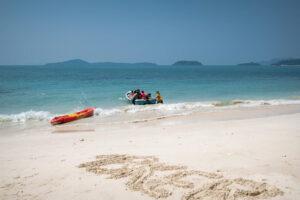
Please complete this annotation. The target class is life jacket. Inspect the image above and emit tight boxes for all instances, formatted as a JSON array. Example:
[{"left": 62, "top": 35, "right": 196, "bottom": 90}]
[{"left": 141, "top": 93, "right": 146, "bottom": 99}]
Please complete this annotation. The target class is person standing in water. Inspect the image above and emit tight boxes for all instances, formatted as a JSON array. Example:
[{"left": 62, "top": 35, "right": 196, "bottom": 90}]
[
  {"left": 156, "top": 91, "right": 163, "bottom": 104},
  {"left": 132, "top": 89, "right": 141, "bottom": 105}
]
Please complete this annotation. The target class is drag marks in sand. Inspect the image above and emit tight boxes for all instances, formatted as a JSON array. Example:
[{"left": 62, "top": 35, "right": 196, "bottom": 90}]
[{"left": 79, "top": 154, "right": 283, "bottom": 200}]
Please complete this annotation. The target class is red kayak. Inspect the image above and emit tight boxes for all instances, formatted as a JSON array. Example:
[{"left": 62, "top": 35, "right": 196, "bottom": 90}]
[{"left": 50, "top": 107, "right": 95, "bottom": 125}]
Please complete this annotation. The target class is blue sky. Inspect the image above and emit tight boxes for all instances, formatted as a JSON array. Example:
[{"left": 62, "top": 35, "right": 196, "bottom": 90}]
[{"left": 0, "top": 0, "right": 300, "bottom": 65}]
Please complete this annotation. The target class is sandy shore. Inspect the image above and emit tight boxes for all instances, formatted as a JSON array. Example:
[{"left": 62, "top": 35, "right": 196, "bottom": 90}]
[{"left": 0, "top": 104, "right": 300, "bottom": 199}]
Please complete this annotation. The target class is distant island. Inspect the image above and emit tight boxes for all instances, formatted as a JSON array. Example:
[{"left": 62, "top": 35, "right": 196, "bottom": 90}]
[
  {"left": 258, "top": 58, "right": 300, "bottom": 66},
  {"left": 45, "top": 59, "right": 90, "bottom": 66},
  {"left": 14, "top": 58, "right": 300, "bottom": 67},
  {"left": 45, "top": 59, "right": 158, "bottom": 67},
  {"left": 238, "top": 62, "right": 261, "bottom": 66},
  {"left": 271, "top": 58, "right": 300, "bottom": 66},
  {"left": 172, "top": 60, "right": 202, "bottom": 66}
]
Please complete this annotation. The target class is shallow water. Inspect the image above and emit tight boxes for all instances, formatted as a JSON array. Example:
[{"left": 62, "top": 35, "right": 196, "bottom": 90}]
[{"left": 1, "top": 64, "right": 300, "bottom": 124}]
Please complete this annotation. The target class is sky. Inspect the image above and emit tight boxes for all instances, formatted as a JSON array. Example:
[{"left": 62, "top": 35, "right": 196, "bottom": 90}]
[{"left": 0, "top": 0, "right": 300, "bottom": 65}]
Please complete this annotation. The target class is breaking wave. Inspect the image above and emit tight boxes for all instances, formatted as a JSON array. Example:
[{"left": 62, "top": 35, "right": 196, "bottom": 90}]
[
  {"left": 1, "top": 99, "right": 300, "bottom": 124},
  {"left": 0, "top": 111, "right": 52, "bottom": 123},
  {"left": 94, "top": 99, "right": 300, "bottom": 116}
]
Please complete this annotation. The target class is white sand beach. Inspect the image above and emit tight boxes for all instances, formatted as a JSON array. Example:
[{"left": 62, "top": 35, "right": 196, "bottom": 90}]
[{"left": 1, "top": 104, "right": 300, "bottom": 200}]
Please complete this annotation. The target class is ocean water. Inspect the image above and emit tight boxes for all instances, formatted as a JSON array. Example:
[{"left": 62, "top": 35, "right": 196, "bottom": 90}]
[{"left": 1, "top": 64, "right": 300, "bottom": 123}]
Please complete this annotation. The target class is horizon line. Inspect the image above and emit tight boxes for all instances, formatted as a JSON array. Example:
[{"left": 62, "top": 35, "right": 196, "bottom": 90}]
[{"left": 0, "top": 57, "right": 299, "bottom": 66}]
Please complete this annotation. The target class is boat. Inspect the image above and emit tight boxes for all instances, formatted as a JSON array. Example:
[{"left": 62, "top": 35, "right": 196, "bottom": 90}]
[
  {"left": 50, "top": 107, "right": 95, "bottom": 125},
  {"left": 125, "top": 91, "right": 157, "bottom": 105}
]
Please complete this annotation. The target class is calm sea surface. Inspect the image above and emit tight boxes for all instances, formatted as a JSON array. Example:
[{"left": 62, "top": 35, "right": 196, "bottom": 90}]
[{"left": 1, "top": 64, "right": 300, "bottom": 118}]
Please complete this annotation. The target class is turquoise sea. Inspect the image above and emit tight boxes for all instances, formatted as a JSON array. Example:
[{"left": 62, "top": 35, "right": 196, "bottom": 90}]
[{"left": 1, "top": 64, "right": 300, "bottom": 123}]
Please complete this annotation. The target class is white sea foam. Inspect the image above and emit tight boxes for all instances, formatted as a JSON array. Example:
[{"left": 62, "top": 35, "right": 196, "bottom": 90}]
[
  {"left": 94, "top": 107, "right": 122, "bottom": 116},
  {"left": 0, "top": 111, "right": 52, "bottom": 123},
  {"left": 93, "top": 99, "right": 300, "bottom": 117},
  {"left": 1, "top": 99, "right": 300, "bottom": 124}
]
